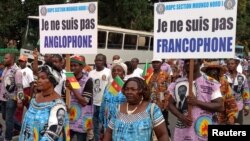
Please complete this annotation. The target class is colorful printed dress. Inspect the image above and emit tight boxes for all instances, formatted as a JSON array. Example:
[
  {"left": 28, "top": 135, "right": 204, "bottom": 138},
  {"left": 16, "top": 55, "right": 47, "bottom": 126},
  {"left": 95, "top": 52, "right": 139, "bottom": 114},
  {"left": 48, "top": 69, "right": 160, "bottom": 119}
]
[
  {"left": 19, "top": 98, "right": 70, "bottom": 141},
  {"left": 168, "top": 75, "right": 222, "bottom": 141},
  {"left": 108, "top": 103, "right": 164, "bottom": 141},
  {"left": 217, "top": 76, "right": 238, "bottom": 124},
  {"left": 225, "top": 72, "right": 250, "bottom": 111},
  {"left": 69, "top": 72, "right": 94, "bottom": 133},
  {"left": 99, "top": 89, "right": 126, "bottom": 130}
]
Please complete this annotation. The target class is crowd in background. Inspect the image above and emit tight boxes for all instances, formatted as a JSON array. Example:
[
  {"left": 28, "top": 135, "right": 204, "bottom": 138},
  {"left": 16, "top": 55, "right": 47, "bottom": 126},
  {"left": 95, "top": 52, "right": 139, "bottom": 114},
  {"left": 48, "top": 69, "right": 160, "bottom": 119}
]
[{"left": 0, "top": 50, "right": 249, "bottom": 141}]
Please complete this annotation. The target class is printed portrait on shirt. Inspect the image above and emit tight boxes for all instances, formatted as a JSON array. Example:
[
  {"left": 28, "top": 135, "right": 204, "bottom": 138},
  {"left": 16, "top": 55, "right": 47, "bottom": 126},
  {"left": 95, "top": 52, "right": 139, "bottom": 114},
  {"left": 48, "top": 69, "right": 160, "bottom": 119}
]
[
  {"left": 4, "top": 74, "right": 16, "bottom": 93},
  {"left": 237, "top": 75, "right": 244, "bottom": 87},
  {"left": 46, "top": 106, "right": 66, "bottom": 140},
  {"left": 94, "top": 79, "right": 101, "bottom": 93},
  {"left": 175, "top": 81, "right": 189, "bottom": 114}
]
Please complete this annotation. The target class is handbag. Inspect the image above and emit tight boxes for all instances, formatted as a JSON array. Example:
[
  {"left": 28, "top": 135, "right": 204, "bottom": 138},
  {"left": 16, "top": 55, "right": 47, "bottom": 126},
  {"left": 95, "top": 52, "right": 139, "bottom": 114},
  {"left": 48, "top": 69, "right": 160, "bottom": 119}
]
[{"left": 150, "top": 103, "right": 158, "bottom": 141}]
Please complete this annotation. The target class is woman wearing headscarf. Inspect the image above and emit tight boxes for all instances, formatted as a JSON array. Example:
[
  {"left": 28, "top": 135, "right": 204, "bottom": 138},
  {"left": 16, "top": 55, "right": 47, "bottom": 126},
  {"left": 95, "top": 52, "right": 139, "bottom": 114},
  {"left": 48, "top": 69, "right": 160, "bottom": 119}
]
[
  {"left": 19, "top": 65, "right": 70, "bottom": 141},
  {"left": 99, "top": 59, "right": 127, "bottom": 131},
  {"left": 103, "top": 77, "right": 170, "bottom": 141}
]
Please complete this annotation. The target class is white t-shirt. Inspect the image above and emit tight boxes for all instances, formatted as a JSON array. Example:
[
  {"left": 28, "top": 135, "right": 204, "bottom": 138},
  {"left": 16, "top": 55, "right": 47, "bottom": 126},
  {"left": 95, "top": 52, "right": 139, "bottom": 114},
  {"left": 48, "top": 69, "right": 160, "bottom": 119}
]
[
  {"left": 89, "top": 68, "right": 111, "bottom": 106},
  {"left": 132, "top": 68, "right": 143, "bottom": 77},
  {"left": 124, "top": 73, "right": 136, "bottom": 81},
  {"left": 54, "top": 70, "right": 66, "bottom": 96},
  {"left": 21, "top": 67, "right": 34, "bottom": 88}
]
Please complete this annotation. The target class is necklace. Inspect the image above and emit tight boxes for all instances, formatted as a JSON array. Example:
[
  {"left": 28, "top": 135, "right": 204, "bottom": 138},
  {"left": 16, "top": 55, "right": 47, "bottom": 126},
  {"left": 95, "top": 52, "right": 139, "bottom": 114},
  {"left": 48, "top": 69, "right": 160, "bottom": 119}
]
[{"left": 127, "top": 99, "right": 143, "bottom": 115}]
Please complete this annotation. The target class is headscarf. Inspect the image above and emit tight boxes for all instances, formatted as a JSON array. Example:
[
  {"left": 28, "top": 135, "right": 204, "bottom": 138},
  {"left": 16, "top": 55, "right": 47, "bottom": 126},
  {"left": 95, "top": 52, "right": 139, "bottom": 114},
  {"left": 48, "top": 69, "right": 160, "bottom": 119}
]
[
  {"left": 38, "top": 65, "right": 60, "bottom": 87},
  {"left": 112, "top": 58, "right": 127, "bottom": 75},
  {"left": 70, "top": 55, "right": 86, "bottom": 65}
]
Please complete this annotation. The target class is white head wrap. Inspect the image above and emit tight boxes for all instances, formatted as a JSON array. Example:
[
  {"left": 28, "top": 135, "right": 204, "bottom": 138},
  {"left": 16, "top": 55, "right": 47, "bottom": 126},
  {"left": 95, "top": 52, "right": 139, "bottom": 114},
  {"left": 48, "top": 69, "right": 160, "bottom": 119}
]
[
  {"left": 112, "top": 58, "right": 127, "bottom": 75},
  {"left": 39, "top": 65, "right": 60, "bottom": 86}
]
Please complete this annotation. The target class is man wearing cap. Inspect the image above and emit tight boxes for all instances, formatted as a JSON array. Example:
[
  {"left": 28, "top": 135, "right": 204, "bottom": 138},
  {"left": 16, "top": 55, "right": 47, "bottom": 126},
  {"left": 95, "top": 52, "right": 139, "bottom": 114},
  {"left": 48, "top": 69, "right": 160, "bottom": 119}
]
[
  {"left": 18, "top": 55, "right": 34, "bottom": 101},
  {"left": 225, "top": 58, "right": 250, "bottom": 124},
  {"left": 148, "top": 58, "right": 171, "bottom": 136},
  {"left": 201, "top": 60, "right": 238, "bottom": 124},
  {"left": 66, "top": 55, "right": 94, "bottom": 141},
  {"left": 0, "top": 53, "right": 23, "bottom": 141}
]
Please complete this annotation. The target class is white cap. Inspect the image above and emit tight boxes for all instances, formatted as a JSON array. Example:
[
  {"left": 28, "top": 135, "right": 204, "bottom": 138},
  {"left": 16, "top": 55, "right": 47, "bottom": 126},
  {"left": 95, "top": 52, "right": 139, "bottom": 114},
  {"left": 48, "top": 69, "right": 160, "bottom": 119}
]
[{"left": 151, "top": 58, "right": 162, "bottom": 62}]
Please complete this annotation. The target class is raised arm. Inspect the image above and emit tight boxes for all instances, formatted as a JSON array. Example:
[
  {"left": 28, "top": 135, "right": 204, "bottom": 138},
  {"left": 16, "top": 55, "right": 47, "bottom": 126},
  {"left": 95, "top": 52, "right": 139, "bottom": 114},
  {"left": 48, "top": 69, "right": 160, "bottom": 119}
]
[{"left": 32, "top": 48, "right": 39, "bottom": 76}]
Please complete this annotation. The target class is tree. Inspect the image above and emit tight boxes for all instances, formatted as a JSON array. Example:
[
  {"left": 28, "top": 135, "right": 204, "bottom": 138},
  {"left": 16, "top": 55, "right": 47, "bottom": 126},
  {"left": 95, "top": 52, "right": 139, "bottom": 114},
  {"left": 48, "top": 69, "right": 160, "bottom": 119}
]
[
  {"left": 236, "top": 0, "right": 250, "bottom": 53},
  {"left": 0, "top": 0, "right": 249, "bottom": 51},
  {"left": 98, "top": 0, "right": 153, "bottom": 31},
  {"left": 0, "top": 0, "right": 65, "bottom": 48}
]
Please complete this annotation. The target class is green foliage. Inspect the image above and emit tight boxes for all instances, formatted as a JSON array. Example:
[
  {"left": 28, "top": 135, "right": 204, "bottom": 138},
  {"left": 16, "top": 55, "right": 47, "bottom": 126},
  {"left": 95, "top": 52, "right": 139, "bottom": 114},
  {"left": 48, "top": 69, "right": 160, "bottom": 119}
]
[
  {"left": 0, "top": 0, "right": 249, "bottom": 52},
  {"left": 0, "top": 0, "right": 65, "bottom": 47},
  {"left": 98, "top": 0, "right": 153, "bottom": 31},
  {"left": 236, "top": 0, "right": 250, "bottom": 53}
]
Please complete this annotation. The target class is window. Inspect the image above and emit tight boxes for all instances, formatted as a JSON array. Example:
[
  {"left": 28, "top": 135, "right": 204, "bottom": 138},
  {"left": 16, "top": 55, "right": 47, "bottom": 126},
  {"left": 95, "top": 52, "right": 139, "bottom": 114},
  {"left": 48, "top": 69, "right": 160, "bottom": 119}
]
[
  {"left": 150, "top": 37, "right": 154, "bottom": 51},
  {"left": 107, "top": 32, "right": 123, "bottom": 49},
  {"left": 22, "top": 19, "right": 39, "bottom": 50},
  {"left": 124, "top": 34, "right": 137, "bottom": 50},
  {"left": 98, "top": 31, "right": 106, "bottom": 48},
  {"left": 235, "top": 48, "right": 243, "bottom": 53},
  {"left": 138, "top": 36, "right": 150, "bottom": 50}
]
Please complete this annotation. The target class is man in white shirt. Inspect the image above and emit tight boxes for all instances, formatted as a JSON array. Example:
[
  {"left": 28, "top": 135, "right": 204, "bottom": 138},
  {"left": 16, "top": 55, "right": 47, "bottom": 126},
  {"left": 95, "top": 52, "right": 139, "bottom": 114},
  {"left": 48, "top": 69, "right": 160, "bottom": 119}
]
[
  {"left": 89, "top": 54, "right": 111, "bottom": 141},
  {"left": 131, "top": 58, "right": 143, "bottom": 77},
  {"left": 18, "top": 55, "right": 34, "bottom": 99}
]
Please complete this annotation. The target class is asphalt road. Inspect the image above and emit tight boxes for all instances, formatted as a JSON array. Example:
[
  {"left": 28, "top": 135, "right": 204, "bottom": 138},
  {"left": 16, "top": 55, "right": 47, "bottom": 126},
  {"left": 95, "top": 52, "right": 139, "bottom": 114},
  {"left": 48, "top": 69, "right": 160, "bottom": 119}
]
[{"left": 0, "top": 110, "right": 249, "bottom": 141}]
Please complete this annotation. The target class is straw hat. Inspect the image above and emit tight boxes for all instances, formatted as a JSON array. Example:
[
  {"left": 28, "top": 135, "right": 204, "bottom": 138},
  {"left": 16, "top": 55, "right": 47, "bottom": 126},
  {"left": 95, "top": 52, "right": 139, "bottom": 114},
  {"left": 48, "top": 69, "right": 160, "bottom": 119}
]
[{"left": 201, "top": 60, "right": 227, "bottom": 74}]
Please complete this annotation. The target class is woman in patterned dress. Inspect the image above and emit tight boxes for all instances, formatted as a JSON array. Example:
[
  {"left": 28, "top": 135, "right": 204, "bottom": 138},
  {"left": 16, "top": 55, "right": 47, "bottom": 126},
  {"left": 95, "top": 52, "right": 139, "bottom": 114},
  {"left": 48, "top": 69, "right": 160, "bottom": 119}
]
[
  {"left": 19, "top": 65, "right": 70, "bottom": 141},
  {"left": 103, "top": 77, "right": 170, "bottom": 141},
  {"left": 99, "top": 59, "right": 127, "bottom": 131}
]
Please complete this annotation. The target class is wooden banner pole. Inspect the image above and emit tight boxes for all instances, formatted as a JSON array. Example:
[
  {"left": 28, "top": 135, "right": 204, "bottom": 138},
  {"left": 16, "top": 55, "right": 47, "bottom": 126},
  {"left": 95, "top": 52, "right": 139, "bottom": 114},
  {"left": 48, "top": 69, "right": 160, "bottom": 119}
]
[
  {"left": 66, "top": 54, "right": 71, "bottom": 108},
  {"left": 188, "top": 59, "right": 194, "bottom": 118}
]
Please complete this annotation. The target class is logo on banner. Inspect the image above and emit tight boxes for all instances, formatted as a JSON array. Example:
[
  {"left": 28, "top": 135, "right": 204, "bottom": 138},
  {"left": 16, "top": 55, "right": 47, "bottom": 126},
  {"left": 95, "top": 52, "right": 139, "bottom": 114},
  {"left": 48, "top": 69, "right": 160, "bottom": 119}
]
[
  {"left": 224, "top": 0, "right": 236, "bottom": 10},
  {"left": 40, "top": 7, "right": 47, "bottom": 16},
  {"left": 156, "top": 4, "right": 165, "bottom": 14},
  {"left": 88, "top": 3, "right": 96, "bottom": 13}
]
